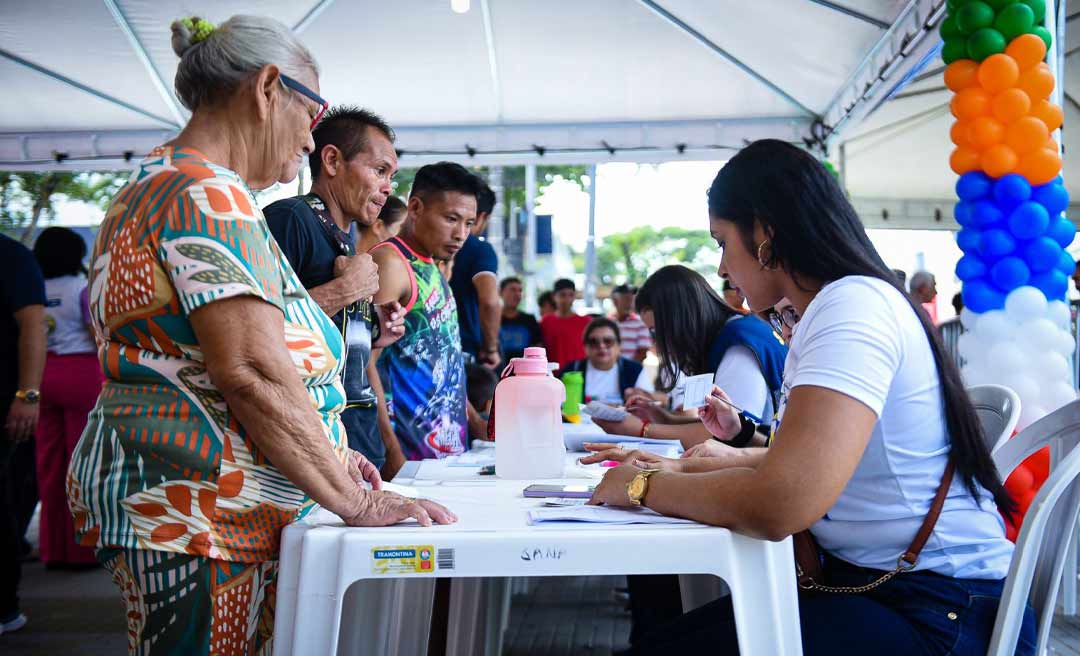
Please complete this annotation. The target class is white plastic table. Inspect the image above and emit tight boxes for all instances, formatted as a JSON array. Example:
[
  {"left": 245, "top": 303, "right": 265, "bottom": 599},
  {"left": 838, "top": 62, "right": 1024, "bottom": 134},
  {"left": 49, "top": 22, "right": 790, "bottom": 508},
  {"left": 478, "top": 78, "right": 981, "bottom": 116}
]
[{"left": 273, "top": 451, "right": 802, "bottom": 656}]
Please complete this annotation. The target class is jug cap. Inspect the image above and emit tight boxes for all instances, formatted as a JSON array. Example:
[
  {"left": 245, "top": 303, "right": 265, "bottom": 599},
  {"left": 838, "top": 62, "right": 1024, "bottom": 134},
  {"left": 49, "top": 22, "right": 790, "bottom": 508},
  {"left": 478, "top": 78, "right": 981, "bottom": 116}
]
[{"left": 512, "top": 347, "right": 551, "bottom": 375}]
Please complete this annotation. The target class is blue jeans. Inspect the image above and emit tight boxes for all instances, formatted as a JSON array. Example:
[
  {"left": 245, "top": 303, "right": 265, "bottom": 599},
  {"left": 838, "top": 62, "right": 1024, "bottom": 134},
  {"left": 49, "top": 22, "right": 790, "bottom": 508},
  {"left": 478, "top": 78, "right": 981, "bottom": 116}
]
[
  {"left": 340, "top": 405, "right": 385, "bottom": 470},
  {"left": 630, "top": 555, "right": 1036, "bottom": 655}
]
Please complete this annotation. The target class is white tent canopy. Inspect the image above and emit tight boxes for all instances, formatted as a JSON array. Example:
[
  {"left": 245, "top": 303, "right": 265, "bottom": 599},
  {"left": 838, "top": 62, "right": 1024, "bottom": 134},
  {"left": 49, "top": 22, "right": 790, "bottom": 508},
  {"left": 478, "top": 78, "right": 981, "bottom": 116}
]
[{"left": 0, "top": 0, "right": 945, "bottom": 170}]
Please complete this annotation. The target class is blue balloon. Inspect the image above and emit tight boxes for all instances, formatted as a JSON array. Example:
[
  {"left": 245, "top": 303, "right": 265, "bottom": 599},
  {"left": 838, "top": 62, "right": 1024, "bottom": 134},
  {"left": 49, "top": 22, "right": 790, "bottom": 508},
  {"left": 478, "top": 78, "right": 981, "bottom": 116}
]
[
  {"left": 1032, "top": 181, "right": 1070, "bottom": 216},
  {"left": 971, "top": 201, "right": 1005, "bottom": 229},
  {"left": 1056, "top": 249, "right": 1076, "bottom": 275},
  {"left": 956, "top": 228, "right": 981, "bottom": 254},
  {"left": 993, "top": 173, "right": 1032, "bottom": 207},
  {"left": 1047, "top": 216, "right": 1077, "bottom": 248},
  {"left": 962, "top": 279, "right": 1006, "bottom": 313},
  {"left": 958, "top": 171, "right": 993, "bottom": 201},
  {"left": 1024, "top": 236, "right": 1063, "bottom": 273},
  {"left": 979, "top": 229, "right": 1016, "bottom": 260},
  {"left": 1030, "top": 270, "right": 1069, "bottom": 301},
  {"left": 1007, "top": 201, "right": 1050, "bottom": 241},
  {"left": 989, "top": 257, "right": 1030, "bottom": 291},
  {"left": 954, "top": 201, "right": 975, "bottom": 227},
  {"left": 955, "top": 254, "right": 987, "bottom": 281}
]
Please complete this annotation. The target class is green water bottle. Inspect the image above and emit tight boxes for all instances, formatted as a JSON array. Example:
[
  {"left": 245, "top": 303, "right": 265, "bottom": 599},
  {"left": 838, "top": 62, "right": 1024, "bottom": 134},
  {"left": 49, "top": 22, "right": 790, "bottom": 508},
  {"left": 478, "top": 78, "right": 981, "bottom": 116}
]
[{"left": 561, "top": 371, "right": 584, "bottom": 422}]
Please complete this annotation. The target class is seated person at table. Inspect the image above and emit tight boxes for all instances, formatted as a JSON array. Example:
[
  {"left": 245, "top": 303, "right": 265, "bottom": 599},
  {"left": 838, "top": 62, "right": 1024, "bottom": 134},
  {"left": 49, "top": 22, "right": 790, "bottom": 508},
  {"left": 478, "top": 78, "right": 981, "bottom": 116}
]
[
  {"left": 594, "top": 265, "right": 786, "bottom": 449},
  {"left": 584, "top": 140, "right": 1034, "bottom": 656},
  {"left": 560, "top": 318, "right": 652, "bottom": 405}
]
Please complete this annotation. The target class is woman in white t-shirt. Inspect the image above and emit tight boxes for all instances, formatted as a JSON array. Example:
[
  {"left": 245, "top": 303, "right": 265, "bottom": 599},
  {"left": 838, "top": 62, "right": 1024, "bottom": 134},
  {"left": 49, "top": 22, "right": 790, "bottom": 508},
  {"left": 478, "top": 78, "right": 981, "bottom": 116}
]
[
  {"left": 585, "top": 140, "right": 1034, "bottom": 655},
  {"left": 560, "top": 318, "right": 652, "bottom": 405},
  {"left": 32, "top": 227, "right": 101, "bottom": 567}
]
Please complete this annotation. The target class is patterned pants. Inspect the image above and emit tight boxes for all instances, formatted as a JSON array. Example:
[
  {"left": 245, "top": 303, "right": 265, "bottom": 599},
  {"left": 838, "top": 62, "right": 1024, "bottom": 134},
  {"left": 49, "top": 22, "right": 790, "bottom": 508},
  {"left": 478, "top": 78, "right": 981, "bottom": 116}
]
[{"left": 97, "top": 548, "right": 278, "bottom": 656}]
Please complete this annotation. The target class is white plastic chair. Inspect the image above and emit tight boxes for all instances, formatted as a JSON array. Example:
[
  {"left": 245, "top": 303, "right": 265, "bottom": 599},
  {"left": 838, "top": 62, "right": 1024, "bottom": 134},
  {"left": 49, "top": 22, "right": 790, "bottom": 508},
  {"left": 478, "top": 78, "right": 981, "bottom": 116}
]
[
  {"left": 968, "top": 384, "right": 1021, "bottom": 455},
  {"left": 987, "top": 400, "right": 1080, "bottom": 656}
]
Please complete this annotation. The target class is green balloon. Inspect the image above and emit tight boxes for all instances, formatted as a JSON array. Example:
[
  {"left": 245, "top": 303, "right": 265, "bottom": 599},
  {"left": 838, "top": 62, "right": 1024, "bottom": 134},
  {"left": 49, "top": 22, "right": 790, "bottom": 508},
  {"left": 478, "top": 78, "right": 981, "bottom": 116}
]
[
  {"left": 985, "top": 0, "right": 1019, "bottom": 9},
  {"left": 1033, "top": 25, "right": 1053, "bottom": 50},
  {"left": 967, "top": 27, "right": 1007, "bottom": 60},
  {"left": 956, "top": 1, "right": 995, "bottom": 34},
  {"left": 994, "top": 3, "right": 1035, "bottom": 41},
  {"left": 940, "top": 16, "right": 962, "bottom": 40},
  {"left": 942, "top": 38, "right": 969, "bottom": 64},
  {"left": 1022, "top": 0, "right": 1046, "bottom": 23}
]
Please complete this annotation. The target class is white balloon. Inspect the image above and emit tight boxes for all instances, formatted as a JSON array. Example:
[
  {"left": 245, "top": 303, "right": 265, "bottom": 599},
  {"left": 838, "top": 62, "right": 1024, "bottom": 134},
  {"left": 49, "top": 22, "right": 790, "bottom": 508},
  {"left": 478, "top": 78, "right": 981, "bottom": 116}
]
[
  {"left": 962, "top": 364, "right": 992, "bottom": 387},
  {"left": 1047, "top": 300, "right": 1072, "bottom": 331},
  {"left": 957, "top": 333, "right": 985, "bottom": 363},
  {"left": 987, "top": 341, "right": 1028, "bottom": 380},
  {"left": 1005, "top": 287, "right": 1048, "bottom": 323},
  {"left": 1044, "top": 381, "right": 1078, "bottom": 411},
  {"left": 975, "top": 310, "right": 1015, "bottom": 343},
  {"left": 1004, "top": 375, "right": 1041, "bottom": 407},
  {"left": 960, "top": 307, "right": 980, "bottom": 331},
  {"left": 1033, "top": 351, "right": 1073, "bottom": 383},
  {"left": 1054, "top": 329, "right": 1077, "bottom": 357},
  {"left": 1022, "top": 318, "right": 1062, "bottom": 348}
]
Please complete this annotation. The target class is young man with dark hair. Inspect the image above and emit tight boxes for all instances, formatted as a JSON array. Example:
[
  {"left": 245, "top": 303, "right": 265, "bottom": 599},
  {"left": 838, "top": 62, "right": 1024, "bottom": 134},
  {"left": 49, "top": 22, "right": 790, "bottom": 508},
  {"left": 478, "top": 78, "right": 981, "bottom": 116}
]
[
  {"left": 538, "top": 291, "right": 556, "bottom": 318},
  {"left": 372, "top": 162, "right": 480, "bottom": 468},
  {"left": 540, "top": 278, "right": 591, "bottom": 372},
  {"left": 609, "top": 283, "right": 650, "bottom": 362},
  {"left": 448, "top": 178, "right": 501, "bottom": 366},
  {"left": 263, "top": 105, "right": 406, "bottom": 473},
  {"left": 498, "top": 276, "right": 541, "bottom": 362}
]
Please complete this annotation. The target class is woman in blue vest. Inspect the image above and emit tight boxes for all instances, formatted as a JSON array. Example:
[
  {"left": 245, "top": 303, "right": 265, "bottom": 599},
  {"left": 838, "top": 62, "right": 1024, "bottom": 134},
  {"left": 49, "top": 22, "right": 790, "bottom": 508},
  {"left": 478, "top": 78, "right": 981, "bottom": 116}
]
[
  {"left": 590, "top": 265, "right": 787, "bottom": 450},
  {"left": 560, "top": 318, "right": 652, "bottom": 405}
]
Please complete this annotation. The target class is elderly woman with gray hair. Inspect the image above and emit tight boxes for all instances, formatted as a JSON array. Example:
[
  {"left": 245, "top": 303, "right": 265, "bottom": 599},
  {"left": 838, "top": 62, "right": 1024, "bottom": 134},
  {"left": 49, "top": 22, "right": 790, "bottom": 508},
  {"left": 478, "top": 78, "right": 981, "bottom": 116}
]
[{"left": 67, "top": 15, "right": 455, "bottom": 654}]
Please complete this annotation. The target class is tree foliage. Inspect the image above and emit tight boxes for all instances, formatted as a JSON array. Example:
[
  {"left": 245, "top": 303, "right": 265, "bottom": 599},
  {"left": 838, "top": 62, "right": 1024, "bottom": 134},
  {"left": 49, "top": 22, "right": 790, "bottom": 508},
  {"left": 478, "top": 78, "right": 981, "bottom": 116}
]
[
  {"left": 1, "top": 171, "right": 126, "bottom": 240},
  {"left": 595, "top": 225, "right": 717, "bottom": 286}
]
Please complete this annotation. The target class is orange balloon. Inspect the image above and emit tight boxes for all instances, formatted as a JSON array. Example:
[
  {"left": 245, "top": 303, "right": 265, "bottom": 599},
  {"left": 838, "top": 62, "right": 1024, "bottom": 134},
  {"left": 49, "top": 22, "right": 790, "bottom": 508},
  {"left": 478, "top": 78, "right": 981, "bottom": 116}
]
[
  {"left": 1018, "top": 148, "right": 1062, "bottom": 185},
  {"left": 969, "top": 116, "right": 1005, "bottom": 149},
  {"left": 1005, "top": 116, "right": 1050, "bottom": 154},
  {"left": 952, "top": 87, "right": 992, "bottom": 120},
  {"left": 991, "top": 88, "right": 1031, "bottom": 124},
  {"left": 982, "top": 144, "right": 1019, "bottom": 178},
  {"left": 1005, "top": 33, "right": 1048, "bottom": 71},
  {"left": 950, "top": 120, "right": 972, "bottom": 146},
  {"left": 950, "top": 146, "right": 982, "bottom": 175},
  {"left": 978, "top": 54, "right": 1020, "bottom": 93},
  {"left": 1017, "top": 63, "right": 1055, "bottom": 102},
  {"left": 945, "top": 60, "right": 980, "bottom": 92},
  {"left": 1044, "top": 137, "right": 1059, "bottom": 151},
  {"left": 1030, "top": 99, "right": 1064, "bottom": 132}
]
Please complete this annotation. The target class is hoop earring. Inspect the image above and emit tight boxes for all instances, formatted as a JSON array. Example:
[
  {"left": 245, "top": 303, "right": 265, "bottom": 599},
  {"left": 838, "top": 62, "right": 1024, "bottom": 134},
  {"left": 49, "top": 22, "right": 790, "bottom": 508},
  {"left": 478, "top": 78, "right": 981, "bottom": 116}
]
[{"left": 756, "top": 240, "right": 771, "bottom": 267}]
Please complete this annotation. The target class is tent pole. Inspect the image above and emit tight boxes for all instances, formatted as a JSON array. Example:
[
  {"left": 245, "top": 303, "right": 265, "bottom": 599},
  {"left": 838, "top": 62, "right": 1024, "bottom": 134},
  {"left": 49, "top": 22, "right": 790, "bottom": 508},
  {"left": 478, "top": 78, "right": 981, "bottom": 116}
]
[
  {"left": 525, "top": 164, "right": 537, "bottom": 314},
  {"left": 487, "top": 166, "right": 505, "bottom": 270},
  {"left": 584, "top": 165, "right": 598, "bottom": 308}
]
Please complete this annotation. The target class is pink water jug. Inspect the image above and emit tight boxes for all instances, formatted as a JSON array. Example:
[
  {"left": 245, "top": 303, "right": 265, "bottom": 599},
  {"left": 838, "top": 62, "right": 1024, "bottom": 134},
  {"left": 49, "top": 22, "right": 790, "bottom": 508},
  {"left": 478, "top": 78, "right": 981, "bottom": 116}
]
[{"left": 494, "top": 347, "right": 566, "bottom": 479}]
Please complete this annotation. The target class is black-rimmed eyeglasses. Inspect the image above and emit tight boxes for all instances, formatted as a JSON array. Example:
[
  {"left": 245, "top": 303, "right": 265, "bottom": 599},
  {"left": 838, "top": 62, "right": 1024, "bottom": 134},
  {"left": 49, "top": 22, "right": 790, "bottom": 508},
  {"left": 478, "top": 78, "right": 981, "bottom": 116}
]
[
  {"left": 766, "top": 306, "right": 800, "bottom": 336},
  {"left": 280, "top": 74, "right": 328, "bottom": 130}
]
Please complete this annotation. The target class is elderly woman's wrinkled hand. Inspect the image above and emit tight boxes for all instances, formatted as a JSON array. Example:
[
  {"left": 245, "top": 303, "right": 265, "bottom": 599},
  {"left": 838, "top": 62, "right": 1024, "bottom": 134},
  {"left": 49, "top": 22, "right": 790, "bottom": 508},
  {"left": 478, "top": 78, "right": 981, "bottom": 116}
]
[
  {"left": 343, "top": 491, "right": 458, "bottom": 528},
  {"left": 347, "top": 449, "right": 382, "bottom": 490},
  {"left": 334, "top": 252, "right": 380, "bottom": 303}
]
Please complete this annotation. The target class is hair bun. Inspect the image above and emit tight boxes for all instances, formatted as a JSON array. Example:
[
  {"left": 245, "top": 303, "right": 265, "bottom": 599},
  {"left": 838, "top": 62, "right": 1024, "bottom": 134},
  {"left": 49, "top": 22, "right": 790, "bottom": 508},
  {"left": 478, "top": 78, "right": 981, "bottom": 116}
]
[{"left": 170, "top": 17, "right": 215, "bottom": 58}]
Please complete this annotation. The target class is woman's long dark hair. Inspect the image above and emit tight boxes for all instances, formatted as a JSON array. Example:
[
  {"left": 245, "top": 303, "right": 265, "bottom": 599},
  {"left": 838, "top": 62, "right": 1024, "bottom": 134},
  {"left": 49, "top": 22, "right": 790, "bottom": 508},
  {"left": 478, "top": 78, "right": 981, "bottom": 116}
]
[
  {"left": 635, "top": 265, "right": 738, "bottom": 391},
  {"left": 33, "top": 227, "right": 88, "bottom": 279},
  {"left": 708, "top": 139, "right": 1015, "bottom": 515}
]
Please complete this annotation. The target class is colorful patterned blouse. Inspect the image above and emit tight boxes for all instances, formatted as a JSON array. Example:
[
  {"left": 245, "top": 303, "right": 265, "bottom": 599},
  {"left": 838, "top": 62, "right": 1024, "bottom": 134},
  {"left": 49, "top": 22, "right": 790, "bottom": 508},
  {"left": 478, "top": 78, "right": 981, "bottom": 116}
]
[{"left": 68, "top": 146, "right": 348, "bottom": 563}]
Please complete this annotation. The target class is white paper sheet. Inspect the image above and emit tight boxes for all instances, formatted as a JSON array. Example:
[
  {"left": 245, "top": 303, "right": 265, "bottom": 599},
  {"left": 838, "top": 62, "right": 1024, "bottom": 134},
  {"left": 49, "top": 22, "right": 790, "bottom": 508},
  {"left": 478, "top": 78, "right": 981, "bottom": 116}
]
[
  {"left": 682, "top": 373, "right": 714, "bottom": 411},
  {"left": 527, "top": 505, "right": 699, "bottom": 526}
]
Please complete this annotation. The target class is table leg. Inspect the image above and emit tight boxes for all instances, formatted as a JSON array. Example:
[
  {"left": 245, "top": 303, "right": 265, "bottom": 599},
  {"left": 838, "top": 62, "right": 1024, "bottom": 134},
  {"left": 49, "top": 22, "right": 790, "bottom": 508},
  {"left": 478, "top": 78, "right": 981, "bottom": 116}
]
[{"left": 721, "top": 536, "right": 803, "bottom": 656}]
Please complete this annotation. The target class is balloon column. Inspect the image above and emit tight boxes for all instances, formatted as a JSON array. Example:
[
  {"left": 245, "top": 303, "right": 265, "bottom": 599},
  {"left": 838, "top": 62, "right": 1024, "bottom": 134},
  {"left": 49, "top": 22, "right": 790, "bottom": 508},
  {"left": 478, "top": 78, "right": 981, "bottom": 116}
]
[{"left": 943, "top": 1, "right": 1075, "bottom": 538}]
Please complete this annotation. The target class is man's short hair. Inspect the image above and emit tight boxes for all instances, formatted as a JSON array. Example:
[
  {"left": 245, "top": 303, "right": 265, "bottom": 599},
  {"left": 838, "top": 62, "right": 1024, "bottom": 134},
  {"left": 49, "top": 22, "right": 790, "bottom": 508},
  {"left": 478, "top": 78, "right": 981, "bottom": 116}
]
[
  {"left": 584, "top": 317, "right": 621, "bottom": 344},
  {"left": 476, "top": 179, "right": 496, "bottom": 216},
  {"left": 465, "top": 363, "right": 499, "bottom": 410},
  {"left": 378, "top": 195, "right": 408, "bottom": 227},
  {"left": 410, "top": 162, "right": 481, "bottom": 203},
  {"left": 538, "top": 291, "right": 555, "bottom": 308},
  {"left": 553, "top": 278, "right": 576, "bottom": 293},
  {"left": 500, "top": 276, "right": 522, "bottom": 292},
  {"left": 909, "top": 270, "right": 934, "bottom": 294},
  {"left": 892, "top": 268, "right": 908, "bottom": 286},
  {"left": 309, "top": 105, "right": 395, "bottom": 180},
  {"left": 611, "top": 283, "right": 636, "bottom": 296}
]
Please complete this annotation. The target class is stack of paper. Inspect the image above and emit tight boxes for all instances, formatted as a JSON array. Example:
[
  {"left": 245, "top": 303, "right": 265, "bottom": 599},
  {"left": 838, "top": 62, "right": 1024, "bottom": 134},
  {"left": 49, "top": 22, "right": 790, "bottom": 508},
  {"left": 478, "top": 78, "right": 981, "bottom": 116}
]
[{"left": 527, "top": 504, "right": 698, "bottom": 526}]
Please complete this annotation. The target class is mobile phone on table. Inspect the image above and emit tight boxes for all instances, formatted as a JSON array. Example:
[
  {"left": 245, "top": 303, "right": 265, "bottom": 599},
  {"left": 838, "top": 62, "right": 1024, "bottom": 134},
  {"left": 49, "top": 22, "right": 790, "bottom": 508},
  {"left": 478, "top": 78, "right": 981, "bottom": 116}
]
[{"left": 523, "top": 484, "right": 595, "bottom": 499}]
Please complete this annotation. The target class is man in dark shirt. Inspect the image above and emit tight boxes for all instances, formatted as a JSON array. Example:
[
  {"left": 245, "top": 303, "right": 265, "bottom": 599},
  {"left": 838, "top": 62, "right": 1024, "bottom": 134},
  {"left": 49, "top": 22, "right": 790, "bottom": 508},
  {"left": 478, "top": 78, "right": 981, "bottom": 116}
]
[
  {"left": 0, "top": 234, "right": 47, "bottom": 634},
  {"left": 263, "top": 106, "right": 404, "bottom": 471},
  {"left": 498, "top": 276, "right": 541, "bottom": 361},
  {"left": 448, "top": 180, "right": 500, "bottom": 366}
]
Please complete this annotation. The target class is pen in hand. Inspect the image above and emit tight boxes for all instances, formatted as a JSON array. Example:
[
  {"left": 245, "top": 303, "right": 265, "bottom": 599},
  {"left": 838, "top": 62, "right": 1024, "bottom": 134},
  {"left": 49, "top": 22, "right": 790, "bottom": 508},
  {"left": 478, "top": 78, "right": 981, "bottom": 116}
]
[{"left": 706, "top": 393, "right": 763, "bottom": 425}]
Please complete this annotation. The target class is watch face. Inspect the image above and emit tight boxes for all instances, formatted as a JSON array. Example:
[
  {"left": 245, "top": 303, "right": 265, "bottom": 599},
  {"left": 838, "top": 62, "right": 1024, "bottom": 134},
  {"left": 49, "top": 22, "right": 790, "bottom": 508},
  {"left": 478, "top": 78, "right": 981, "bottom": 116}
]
[
  {"left": 628, "top": 476, "right": 646, "bottom": 499},
  {"left": 21, "top": 390, "right": 40, "bottom": 402}
]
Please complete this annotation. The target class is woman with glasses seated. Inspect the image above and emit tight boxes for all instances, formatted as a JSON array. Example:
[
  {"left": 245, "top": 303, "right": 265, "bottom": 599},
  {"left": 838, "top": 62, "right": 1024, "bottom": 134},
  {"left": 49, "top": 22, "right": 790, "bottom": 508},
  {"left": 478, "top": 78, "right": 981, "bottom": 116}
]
[
  {"left": 589, "top": 265, "right": 787, "bottom": 451},
  {"left": 560, "top": 318, "right": 653, "bottom": 406},
  {"left": 586, "top": 140, "right": 1033, "bottom": 656},
  {"left": 67, "top": 15, "right": 454, "bottom": 655}
]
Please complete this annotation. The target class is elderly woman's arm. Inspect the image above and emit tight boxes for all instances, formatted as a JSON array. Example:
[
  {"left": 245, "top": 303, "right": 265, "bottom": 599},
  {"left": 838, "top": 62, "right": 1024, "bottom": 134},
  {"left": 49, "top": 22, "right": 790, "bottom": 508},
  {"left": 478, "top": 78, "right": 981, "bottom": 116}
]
[{"left": 190, "top": 296, "right": 454, "bottom": 526}]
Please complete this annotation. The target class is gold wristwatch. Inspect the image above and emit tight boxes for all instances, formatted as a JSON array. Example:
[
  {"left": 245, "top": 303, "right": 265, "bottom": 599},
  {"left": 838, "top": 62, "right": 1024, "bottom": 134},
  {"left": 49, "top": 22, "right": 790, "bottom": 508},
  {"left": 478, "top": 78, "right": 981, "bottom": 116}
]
[
  {"left": 15, "top": 389, "right": 40, "bottom": 404},
  {"left": 627, "top": 469, "right": 661, "bottom": 506}
]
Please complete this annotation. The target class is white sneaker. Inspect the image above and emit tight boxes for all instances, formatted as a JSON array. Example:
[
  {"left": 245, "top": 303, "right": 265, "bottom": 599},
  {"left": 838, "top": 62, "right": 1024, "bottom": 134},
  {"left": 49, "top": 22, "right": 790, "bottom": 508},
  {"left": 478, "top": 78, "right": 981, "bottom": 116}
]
[{"left": 0, "top": 612, "right": 27, "bottom": 634}]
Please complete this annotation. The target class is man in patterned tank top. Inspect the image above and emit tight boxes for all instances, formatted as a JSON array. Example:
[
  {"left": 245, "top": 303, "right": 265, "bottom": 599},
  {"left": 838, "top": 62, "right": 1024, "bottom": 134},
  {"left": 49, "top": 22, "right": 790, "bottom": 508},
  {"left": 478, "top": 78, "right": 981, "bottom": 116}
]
[{"left": 372, "top": 163, "right": 480, "bottom": 467}]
